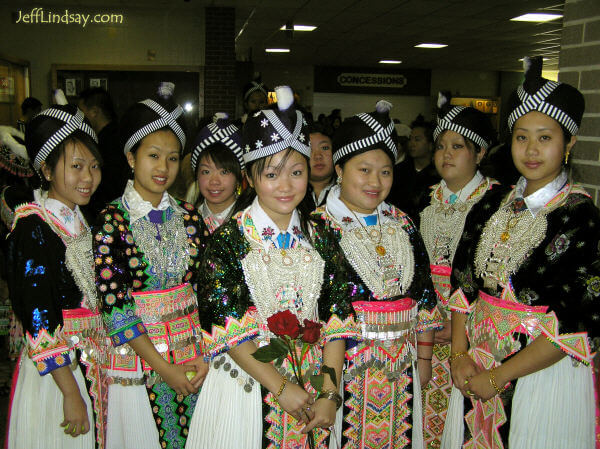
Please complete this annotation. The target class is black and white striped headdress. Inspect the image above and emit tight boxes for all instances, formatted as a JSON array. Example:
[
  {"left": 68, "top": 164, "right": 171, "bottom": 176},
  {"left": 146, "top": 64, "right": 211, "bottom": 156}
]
[
  {"left": 191, "top": 114, "right": 244, "bottom": 172},
  {"left": 244, "top": 81, "right": 268, "bottom": 101},
  {"left": 121, "top": 82, "right": 187, "bottom": 154},
  {"left": 507, "top": 57, "right": 584, "bottom": 135},
  {"left": 434, "top": 92, "right": 494, "bottom": 150},
  {"left": 242, "top": 86, "right": 311, "bottom": 164},
  {"left": 332, "top": 100, "right": 398, "bottom": 164},
  {"left": 25, "top": 105, "right": 97, "bottom": 172}
]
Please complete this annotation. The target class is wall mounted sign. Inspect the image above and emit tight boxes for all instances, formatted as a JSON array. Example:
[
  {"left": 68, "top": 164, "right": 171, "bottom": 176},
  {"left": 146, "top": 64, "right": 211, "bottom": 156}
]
[{"left": 315, "top": 66, "right": 431, "bottom": 95}]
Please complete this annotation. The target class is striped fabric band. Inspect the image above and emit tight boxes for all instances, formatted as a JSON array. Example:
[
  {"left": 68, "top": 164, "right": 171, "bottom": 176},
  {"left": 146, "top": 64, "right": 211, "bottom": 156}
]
[
  {"left": 434, "top": 106, "right": 490, "bottom": 150},
  {"left": 333, "top": 113, "right": 397, "bottom": 164},
  {"left": 33, "top": 108, "right": 97, "bottom": 171},
  {"left": 242, "top": 110, "right": 310, "bottom": 164},
  {"left": 508, "top": 80, "right": 578, "bottom": 135},
  {"left": 123, "top": 99, "right": 186, "bottom": 154},
  {"left": 191, "top": 123, "right": 244, "bottom": 171},
  {"left": 244, "top": 82, "right": 267, "bottom": 100}
]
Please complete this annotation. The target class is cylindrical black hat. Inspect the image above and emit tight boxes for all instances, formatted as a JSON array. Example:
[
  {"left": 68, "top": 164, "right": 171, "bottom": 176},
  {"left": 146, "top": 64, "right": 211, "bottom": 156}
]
[{"left": 191, "top": 113, "right": 244, "bottom": 172}]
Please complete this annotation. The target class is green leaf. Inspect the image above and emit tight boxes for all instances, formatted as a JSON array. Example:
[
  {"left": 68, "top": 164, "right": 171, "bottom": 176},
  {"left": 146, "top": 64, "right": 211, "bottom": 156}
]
[
  {"left": 252, "top": 341, "right": 289, "bottom": 363},
  {"left": 270, "top": 337, "right": 289, "bottom": 354},
  {"left": 309, "top": 373, "right": 324, "bottom": 392},
  {"left": 321, "top": 364, "right": 338, "bottom": 388}
]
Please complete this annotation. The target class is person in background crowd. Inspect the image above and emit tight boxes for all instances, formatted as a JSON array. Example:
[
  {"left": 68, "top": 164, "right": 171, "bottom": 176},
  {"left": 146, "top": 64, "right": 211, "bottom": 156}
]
[
  {"left": 419, "top": 92, "right": 508, "bottom": 448},
  {"left": 17, "top": 97, "right": 42, "bottom": 134},
  {"left": 312, "top": 99, "right": 439, "bottom": 449},
  {"left": 386, "top": 115, "right": 440, "bottom": 221},
  {"left": 442, "top": 56, "right": 598, "bottom": 449},
  {"left": 239, "top": 76, "right": 269, "bottom": 126},
  {"left": 393, "top": 120, "right": 412, "bottom": 163},
  {"left": 306, "top": 123, "right": 335, "bottom": 210},
  {"left": 93, "top": 82, "right": 207, "bottom": 449},
  {"left": 188, "top": 113, "right": 246, "bottom": 233},
  {"left": 5, "top": 104, "right": 104, "bottom": 449},
  {"left": 78, "top": 87, "right": 128, "bottom": 218}
]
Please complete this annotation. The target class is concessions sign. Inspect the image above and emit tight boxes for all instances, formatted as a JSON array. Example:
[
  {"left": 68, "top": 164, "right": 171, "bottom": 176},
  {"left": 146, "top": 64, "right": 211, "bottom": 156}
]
[{"left": 315, "top": 66, "right": 431, "bottom": 95}]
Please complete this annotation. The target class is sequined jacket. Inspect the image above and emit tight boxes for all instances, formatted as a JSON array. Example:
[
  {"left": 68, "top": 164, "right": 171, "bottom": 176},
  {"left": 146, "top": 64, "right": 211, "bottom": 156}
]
[
  {"left": 94, "top": 198, "right": 205, "bottom": 347},
  {"left": 451, "top": 183, "right": 600, "bottom": 363},
  {"left": 197, "top": 212, "right": 355, "bottom": 358},
  {"left": 5, "top": 190, "right": 88, "bottom": 375},
  {"left": 311, "top": 205, "right": 439, "bottom": 332}
]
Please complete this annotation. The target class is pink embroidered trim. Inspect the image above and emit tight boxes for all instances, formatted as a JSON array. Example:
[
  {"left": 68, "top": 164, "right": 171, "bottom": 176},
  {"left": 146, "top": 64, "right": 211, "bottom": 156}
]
[
  {"left": 448, "top": 288, "right": 472, "bottom": 314},
  {"left": 201, "top": 309, "right": 260, "bottom": 357}
]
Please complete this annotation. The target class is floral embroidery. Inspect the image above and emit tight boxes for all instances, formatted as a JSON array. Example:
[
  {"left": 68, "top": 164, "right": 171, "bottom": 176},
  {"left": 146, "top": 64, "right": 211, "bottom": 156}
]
[
  {"left": 545, "top": 233, "right": 571, "bottom": 260},
  {"left": 342, "top": 216, "right": 353, "bottom": 224},
  {"left": 262, "top": 226, "right": 275, "bottom": 239},
  {"left": 260, "top": 118, "right": 269, "bottom": 128},
  {"left": 382, "top": 209, "right": 392, "bottom": 217},
  {"left": 255, "top": 140, "right": 264, "bottom": 149},
  {"left": 518, "top": 288, "right": 539, "bottom": 305},
  {"left": 270, "top": 132, "right": 280, "bottom": 142},
  {"left": 292, "top": 226, "right": 302, "bottom": 236},
  {"left": 585, "top": 276, "right": 600, "bottom": 299},
  {"left": 58, "top": 206, "right": 74, "bottom": 223},
  {"left": 454, "top": 266, "right": 477, "bottom": 294}
]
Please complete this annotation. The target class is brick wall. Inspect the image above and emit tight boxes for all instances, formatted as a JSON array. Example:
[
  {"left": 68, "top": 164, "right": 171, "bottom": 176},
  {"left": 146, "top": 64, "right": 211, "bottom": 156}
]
[
  {"left": 560, "top": 0, "right": 600, "bottom": 206},
  {"left": 204, "top": 7, "right": 236, "bottom": 118}
]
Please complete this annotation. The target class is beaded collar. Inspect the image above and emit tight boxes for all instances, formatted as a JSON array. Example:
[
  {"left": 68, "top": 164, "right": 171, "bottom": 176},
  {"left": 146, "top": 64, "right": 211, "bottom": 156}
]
[
  {"left": 121, "top": 179, "right": 182, "bottom": 223},
  {"left": 325, "top": 184, "right": 395, "bottom": 231},
  {"left": 512, "top": 169, "right": 568, "bottom": 217}
]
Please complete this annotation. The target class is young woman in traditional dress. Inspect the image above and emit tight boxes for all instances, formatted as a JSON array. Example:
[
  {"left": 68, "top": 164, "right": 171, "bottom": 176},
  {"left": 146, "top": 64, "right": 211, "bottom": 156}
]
[
  {"left": 189, "top": 115, "right": 245, "bottom": 234},
  {"left": 5, "top": 104, "right": 106, "bottom": 448},
  {"left": 442, "top": 57, "right": 598, "bottom": 449},
  {"left": 311, "top": 100, "right": 440, "bottom": 449},
  {"left": 187, "top": 86, "right": 351, "bottom": 449},
  {"left": 93, "top": 83, "right": 207, "bottom": 449},
  {"left": 419, "top": 93, "right": 508, "bottom": 447}
]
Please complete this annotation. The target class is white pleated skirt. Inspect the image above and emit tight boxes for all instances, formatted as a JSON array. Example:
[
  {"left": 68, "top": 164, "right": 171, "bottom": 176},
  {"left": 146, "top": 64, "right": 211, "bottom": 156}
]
[
  {"left": 105, "top": 361, "right": 160, "bottom": 449},
  {"left": 185, "top": 354, "right": 262, "bottom": 449},
  {"left": 7, "top": 351, "right": 95, "bottom": 449},
  {"left": 440, "top": 356, "right": 595, "bottom": 449}
]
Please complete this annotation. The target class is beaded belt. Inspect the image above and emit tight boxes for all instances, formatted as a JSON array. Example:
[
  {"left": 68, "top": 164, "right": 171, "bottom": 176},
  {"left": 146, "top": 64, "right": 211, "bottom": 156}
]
[
  {"left": 133, "top": 283, "right": 202, "bottom": 371},
  {"left": 467, "top": 291, "right": 548, "bottom": 363},
  {"left": 346, "top": 298, "right": 418, "bottom": 380}
]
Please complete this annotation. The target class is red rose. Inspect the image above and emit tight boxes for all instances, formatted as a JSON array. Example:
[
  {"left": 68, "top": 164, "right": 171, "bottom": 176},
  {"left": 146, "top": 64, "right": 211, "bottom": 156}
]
[
  {"left": 267, "top": 310, "right": 301, "bottom": 339},
  {"left": 301, "top": 319, "right": 323, "bottom": 344}
]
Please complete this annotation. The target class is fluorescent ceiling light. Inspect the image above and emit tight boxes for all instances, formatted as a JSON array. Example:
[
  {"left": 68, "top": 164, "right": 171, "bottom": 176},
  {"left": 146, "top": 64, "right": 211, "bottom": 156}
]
[
  {"left": 519, "top": 57, "right": 550, "bottom": 61},
  {"left": 415, "top": 43, "right": 447, "bottom": 49},
  {"left": 511, "top": 13, "right": 562, "bottom": 22},
  {"left": 183, "top": 102, "right": 193, "bottom": 112},
  {"left": 265, "top": 48, "right": 290, "bottom": 53},
  {"left": 379, "top": 59, "right": 402, "bottom": 64},
  {"left": 280, "top": 25, "right": 317, "bottom": 31}
]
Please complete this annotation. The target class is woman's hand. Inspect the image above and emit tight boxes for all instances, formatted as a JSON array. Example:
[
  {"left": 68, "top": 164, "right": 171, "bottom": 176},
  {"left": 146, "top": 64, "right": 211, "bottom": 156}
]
[
  {"left": 184, "top": 356, "right": 210, "bottom": 389},
  {"left": 277, "top": 381, "right": 315, "bottom": 424},
  {"left": 158, "top": 363, "right": 198, "bottom": 396},
  {"left": 302, "top": 397, "right": 336, "bottom": 433},
  {"left": 418, "top": 357, "right": 433, "bottom": 386},
  {"left": 451, "top": 354, "right": 482, "bottom": 397},
  {"left": 61, "top": 391, "right": 90, "bottom": 437},
  {"left": 464, "top": 369, "right": 498, "bottom": 402},
  {"left": 434, "top": 320, "right": 452, "bottom": 345}
]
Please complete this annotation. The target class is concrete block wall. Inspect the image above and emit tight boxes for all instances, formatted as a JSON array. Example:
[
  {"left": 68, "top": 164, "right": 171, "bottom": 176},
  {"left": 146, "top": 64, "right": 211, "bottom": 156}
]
[
  {"left": 204, "top": 7, "right": 236, "bottom": 118},
  {"left": 560, "top": 0, "right": 600, "bottom": 206}
]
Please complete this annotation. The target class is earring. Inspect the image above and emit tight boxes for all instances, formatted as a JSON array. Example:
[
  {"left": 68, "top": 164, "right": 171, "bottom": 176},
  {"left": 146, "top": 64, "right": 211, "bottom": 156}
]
[
  {"left": 564, "top": 151, "right": 570, "bottom": 165},
  {"left": 46, "top": 176, "right": 52, "bottom": 181},
  {"left": 336, "top": 175, "right": 342, "bottom": 186},
  {"left": 236, "top": 184, "right": 242, "bottom": 197}
]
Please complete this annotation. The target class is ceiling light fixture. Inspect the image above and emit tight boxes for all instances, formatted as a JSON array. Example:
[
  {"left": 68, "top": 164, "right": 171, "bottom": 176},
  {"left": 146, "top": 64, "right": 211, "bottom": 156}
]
[
  {"left": 415, "top": 43, "right": 448, "bottom": 49},
  {"left": 519, "top": 57, "right": 550, "bottom": 61},
  {"left": 265, "top": 48, "right": 291, "bottom": 53},
  {"left": 510, "top": 13, "right": 562, "bottom": 22},
  {"left": 280, "top": 25, "right": 317, "bottom": 31},
  {"left": 379, "top": 59, "right": 402, "bottom": 64}
]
